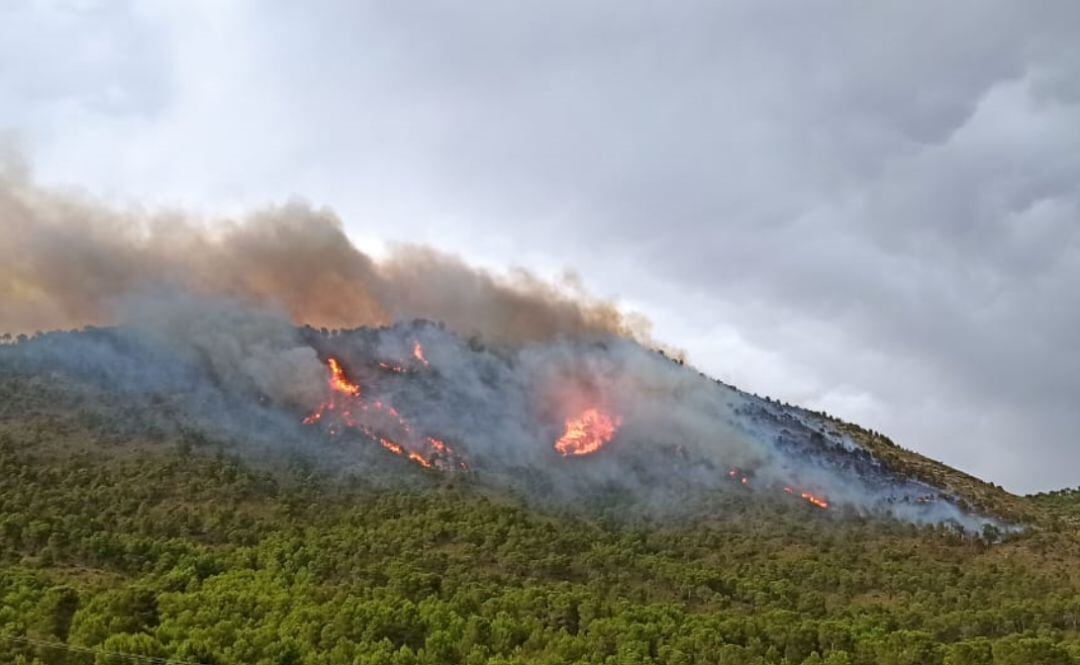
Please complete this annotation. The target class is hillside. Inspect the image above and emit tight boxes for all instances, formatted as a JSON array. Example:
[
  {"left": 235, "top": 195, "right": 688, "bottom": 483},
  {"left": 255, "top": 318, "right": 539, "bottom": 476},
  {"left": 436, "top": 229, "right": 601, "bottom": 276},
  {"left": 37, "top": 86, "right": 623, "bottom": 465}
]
[
  {"left": 2, "top": 411, "right": 1080, "bottom": 664},
  {"left": 2, "top": 324, "right": 1079, "bottom": 664},
  {"left": 818, "top": 418, "right": 1034, "bottom": 524},
  {"left": 0, "top": 320, "right": 1031, "bottom": 529}
]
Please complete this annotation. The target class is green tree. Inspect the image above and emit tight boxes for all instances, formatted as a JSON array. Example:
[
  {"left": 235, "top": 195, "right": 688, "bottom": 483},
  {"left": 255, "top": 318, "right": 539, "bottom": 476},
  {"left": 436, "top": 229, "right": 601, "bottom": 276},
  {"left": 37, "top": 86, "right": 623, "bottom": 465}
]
[{"left": 992, "top": 636, "right": 1071, "bottom": 665}]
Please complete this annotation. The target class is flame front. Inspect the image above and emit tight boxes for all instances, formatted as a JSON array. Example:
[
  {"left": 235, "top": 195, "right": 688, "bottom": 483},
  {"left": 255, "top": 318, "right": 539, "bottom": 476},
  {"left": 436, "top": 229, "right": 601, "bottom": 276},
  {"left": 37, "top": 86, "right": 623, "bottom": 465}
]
[
  {"left": 304, "top": 357, "right": 466, "bottom": 471},
  {"left": 784, "top": 486, "right": 829, "bottom": 510},
  {"left": 800, "top": 491, "right": 829, "bottom": 510},
  {"left": 554, "top": 408, "right": 620, "bottom": 457},
  {"left": 733, "top": 470, "right": 830, "bottom": 511},
  {"left": 413, "top": 341, "right": 429, "bottom": 367},
  {"left": 328, "top": 357, "right": 360, "bottom": 396}
]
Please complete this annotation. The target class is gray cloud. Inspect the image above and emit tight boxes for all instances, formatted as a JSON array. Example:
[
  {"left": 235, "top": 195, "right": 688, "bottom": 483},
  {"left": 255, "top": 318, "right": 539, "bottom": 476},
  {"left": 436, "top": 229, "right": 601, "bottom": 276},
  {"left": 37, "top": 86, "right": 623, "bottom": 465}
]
[{"left": 3, "top": 1, "right": 1079, "bottom": 492}]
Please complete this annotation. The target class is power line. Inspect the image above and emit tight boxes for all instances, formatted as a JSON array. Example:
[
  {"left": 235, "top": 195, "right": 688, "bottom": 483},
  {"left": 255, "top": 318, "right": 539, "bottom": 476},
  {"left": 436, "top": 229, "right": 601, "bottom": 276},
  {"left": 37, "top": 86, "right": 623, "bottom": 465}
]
[{"left": 1, "top": 634, "right": 209, "bottom": 665}]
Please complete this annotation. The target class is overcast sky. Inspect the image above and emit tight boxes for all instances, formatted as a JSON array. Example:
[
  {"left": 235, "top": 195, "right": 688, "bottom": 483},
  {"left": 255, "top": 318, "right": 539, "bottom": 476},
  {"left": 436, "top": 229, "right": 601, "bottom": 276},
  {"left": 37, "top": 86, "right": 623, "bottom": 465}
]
[{"left": 3, "top": 1, "right": 1079, "bottom": 493}]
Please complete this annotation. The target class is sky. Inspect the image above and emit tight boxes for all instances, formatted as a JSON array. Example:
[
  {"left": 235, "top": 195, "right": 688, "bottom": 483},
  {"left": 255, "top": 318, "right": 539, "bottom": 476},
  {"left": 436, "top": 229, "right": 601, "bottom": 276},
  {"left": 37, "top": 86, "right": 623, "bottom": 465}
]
[{"left": 2, "top": 1, "right": 1079, "bottom": 493}]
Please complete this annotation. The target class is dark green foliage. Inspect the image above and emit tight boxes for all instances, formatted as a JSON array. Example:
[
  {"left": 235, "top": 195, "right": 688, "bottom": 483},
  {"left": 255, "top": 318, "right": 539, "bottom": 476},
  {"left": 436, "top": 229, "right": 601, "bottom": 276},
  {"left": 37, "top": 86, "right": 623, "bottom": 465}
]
[
  {"left": 2, "top": 441, "right": 1080, "bottom": 665},
  {"left": 0, "top": 366, "right": 1078, "bottom": 665}
]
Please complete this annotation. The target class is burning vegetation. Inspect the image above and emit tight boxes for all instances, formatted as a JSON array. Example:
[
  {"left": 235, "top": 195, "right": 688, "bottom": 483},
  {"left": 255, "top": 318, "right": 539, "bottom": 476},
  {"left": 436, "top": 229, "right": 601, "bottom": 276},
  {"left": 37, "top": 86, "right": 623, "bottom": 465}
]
[
  {"left": 301, "top": 345, "right": 839, "bottom": 515},
  {"left": 785, "top": 486, "right": 830, "bottom": 510},
  {"left": 303, "top": 353, "right": 466, "bottom": 471},
  {"left": 326, "top": 357, "right": 360, "bottom": 397},
  {"left": 413, "top": 341, "right": 429, "bottom": 367},
  {"left": 730, "top": 469, "right": 831, "bottom": 510},
  {"left": 0, "top": 302, "right": 1004, "bottom": 532},
  {"left": 554, "top": 408, "right": 621, "bottom": 457}
]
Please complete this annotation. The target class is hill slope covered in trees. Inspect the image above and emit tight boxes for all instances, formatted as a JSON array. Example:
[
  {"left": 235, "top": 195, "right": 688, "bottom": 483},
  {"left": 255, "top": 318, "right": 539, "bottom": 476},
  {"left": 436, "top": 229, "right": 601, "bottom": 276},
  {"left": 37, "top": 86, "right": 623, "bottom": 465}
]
[{"left": 2, "top": 362, "right": 1080, "bottom": 665}]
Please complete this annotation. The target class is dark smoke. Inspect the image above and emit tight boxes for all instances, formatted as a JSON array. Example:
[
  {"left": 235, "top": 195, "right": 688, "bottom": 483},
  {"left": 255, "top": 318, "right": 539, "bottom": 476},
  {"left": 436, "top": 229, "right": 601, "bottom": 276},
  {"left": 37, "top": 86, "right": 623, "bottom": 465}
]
[{"left": 0, "top": 163, "right": 654, "bottom": 347}]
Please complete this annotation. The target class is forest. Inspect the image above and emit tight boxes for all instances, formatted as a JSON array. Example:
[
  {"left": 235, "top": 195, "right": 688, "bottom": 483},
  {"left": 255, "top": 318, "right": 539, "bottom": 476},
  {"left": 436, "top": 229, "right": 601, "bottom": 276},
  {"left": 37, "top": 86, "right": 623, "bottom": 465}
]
[
  {"left": 1, "top": 335, "right": 1080, "bottom": 665},
  {"left": 2, "top": 425, "right": 1080, "bottom": 665}
]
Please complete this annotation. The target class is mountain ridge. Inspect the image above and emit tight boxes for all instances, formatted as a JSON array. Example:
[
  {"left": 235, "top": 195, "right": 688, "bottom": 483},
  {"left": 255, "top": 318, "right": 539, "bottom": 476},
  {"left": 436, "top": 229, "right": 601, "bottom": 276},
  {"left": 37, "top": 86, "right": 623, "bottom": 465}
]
[{"left": 0, "top": 321, "right": 1047, "bottom": 527}]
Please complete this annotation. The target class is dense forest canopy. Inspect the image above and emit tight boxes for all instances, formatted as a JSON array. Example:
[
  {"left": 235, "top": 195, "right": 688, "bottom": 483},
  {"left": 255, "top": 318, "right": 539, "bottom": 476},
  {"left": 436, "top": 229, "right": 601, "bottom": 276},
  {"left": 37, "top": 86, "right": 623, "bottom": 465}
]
[{"left": 2, "top": 364, "right": 1080, "bottom": 665}]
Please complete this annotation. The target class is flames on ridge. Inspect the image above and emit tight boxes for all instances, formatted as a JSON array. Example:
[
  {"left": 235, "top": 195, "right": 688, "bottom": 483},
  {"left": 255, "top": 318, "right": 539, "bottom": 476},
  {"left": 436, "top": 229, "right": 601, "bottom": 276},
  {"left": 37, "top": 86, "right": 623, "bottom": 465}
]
[
  {"left": 786, "top": 487, "right": 830, "bottom": 510},
  {"left": 300, "top": 337, "right": 835, "bottom": 514},
  {"left": 303, "top": 358, "right": 831, "bottom": 512},
  {"left": 327, "top": 357, "right": 360, "bottom": 397},
  {"left": 303, "top": 352, "right": 466, "bottom": 471},
  {"left": 554, "top": 407, "right": 621, "bottom": 457},
  {"left": 730, "top": 468, "right": 830, "bottom": 510}
]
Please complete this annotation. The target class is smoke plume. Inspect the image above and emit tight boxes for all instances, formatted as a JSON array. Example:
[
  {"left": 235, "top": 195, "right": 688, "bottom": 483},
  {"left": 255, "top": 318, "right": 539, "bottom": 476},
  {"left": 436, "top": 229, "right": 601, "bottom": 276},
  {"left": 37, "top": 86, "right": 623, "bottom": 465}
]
[
  {"left": 0, "top": 164, "right": 1005, "bottom": 533},
  {"left": 0, "top": 164, "right": 651, "bottom": 346}
]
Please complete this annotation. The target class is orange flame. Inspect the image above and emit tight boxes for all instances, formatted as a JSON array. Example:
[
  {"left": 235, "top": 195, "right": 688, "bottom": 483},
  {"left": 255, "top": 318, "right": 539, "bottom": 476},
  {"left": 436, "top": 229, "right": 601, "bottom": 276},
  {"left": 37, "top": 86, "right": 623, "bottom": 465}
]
[
  {"left": 413, "top": 341, "right": 429, "bottom": 367},
  {"left": 784, "top": 486, "right": 829, "bottom": 510},
  {"left": 380, "top": 438, "right": 404, "bottom": 455},
  {"left": 801, "top": 491, "right": 829, "bottom": 510},
  {"left": 328, "top": 357, "right": 360, "bottom": 396},
  {"left": 304, "top": 357, "right": 466, "bottom": 471},
  {"left": 554, "top": 408, "right": 620, "bottom": 457},
  {"left": 408, "top": 451, "right": 432, "bottom": 468},
  {"left": 426, "top": 436, "right": 448, "bottom": 453}
]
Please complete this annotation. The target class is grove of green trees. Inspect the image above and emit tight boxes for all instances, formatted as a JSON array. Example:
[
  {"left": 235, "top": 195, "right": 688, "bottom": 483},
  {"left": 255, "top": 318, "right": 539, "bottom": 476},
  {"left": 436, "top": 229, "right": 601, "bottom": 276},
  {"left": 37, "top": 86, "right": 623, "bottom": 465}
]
[{"left": 3, "top": 430, "right": 1080, "bottom": 665}]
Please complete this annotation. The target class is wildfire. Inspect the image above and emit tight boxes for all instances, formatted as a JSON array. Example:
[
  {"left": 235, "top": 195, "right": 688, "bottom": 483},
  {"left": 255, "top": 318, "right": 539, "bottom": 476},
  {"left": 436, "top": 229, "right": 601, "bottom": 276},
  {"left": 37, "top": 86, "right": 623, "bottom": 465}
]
[
  {"left": 375, "top": 341, "right": 430, "bottom": 374},
  {"left": 304, "top": 357, "right": 466, "bottom": 471},
  {"left": 380, "top": 438, "right": 404, "bottom": 455},
  {"left": 408, "top": 451, "right": 432, "bottom": 468},
  {"left": 413, "top": 341, "right": 429, "bottom": 367},
  {"left": 426, "top": 437, "right": 448, "bottom": 453},
  {"left": 328, "top": 357, "right": 360, "bottom": 396},
  {"left": 554, "top": 408, "right": 620, "bottom": 457},
  {"left": 784, "top": 486, "right": 829, "bottom": 510},
  {"left": 729, "top": 470, "right": 829, "bottom": 510}
]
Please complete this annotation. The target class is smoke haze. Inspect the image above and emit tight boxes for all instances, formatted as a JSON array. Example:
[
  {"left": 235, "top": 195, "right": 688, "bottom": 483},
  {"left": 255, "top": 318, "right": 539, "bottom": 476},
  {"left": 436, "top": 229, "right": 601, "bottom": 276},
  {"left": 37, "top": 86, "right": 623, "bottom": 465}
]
[
  {"left": 0, "top": 164, "right": 1004, "bottom": 531},
  {"left": 0, "top": 166, "right": 651, "bottom": 347}
]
